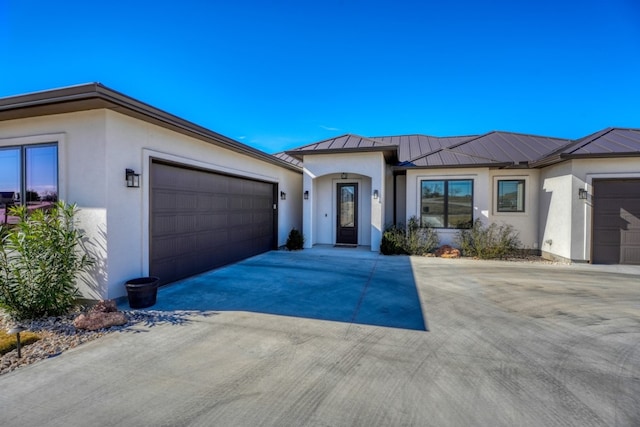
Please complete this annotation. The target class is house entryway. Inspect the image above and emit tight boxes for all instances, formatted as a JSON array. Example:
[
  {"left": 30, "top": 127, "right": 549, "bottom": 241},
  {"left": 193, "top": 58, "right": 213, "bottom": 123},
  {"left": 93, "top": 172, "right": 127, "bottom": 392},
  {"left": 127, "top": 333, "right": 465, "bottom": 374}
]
[
  {"left": 336, "top": 182, "right": 358, "bottom": 245},
  {"left": 592, "top": 178, "right": 640, "bottom": 264}
]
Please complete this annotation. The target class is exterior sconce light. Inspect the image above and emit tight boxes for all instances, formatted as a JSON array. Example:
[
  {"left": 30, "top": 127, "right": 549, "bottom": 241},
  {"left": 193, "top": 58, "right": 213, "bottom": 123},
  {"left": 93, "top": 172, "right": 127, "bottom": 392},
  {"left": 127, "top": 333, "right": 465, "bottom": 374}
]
[
  {"left": 373, "top": 190, "right": 379, "bottom": 199},
  {"left": 341, "top": 173, "right": 348, "bottom": 179},
  {"left": 578, "top": 188, "right": 588, "bottom": 200},
  {"left": 304, "top": 190, "right": 309, "bottom": 200},
  {"left": 280, "top": 191, "right": 286, "bottom": 200},
  {"left": 7, "top": 325, "right": 27, "bottom": 358},
  {"left": 125, "top": 168, "right": 140, "bottom": 188}
]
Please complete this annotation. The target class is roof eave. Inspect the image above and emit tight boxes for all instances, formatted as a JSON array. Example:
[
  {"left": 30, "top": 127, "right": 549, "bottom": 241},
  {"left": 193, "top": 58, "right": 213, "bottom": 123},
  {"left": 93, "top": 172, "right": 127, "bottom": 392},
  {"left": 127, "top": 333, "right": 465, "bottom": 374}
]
[
  {"left": 0, "top": 83, "right": 302, "bottom": 173},
  {"left": 285, "top": 146, "right": 398, "bottom": 163},
  {"left": 394, "top": 161, "right": 513, "bottom": 171}
]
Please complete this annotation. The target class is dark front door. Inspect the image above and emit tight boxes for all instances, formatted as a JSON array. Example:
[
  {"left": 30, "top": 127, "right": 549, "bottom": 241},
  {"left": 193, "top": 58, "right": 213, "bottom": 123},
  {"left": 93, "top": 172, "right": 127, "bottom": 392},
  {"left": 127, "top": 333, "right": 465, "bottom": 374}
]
[{"left": 337, "top": 183, "right": 358, "bottom": 245}]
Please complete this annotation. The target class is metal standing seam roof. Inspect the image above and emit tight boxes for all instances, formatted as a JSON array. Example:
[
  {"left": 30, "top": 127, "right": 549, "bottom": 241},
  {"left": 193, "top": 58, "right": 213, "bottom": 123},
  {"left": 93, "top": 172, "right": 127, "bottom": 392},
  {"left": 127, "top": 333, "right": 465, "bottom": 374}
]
[
  {"left": 291, "top": 133, "right": 393, "bottom": 151},
  {"left": 530, "top": 128, "right": 640, "bottom": 167},
  {"left": 286, "top": 127, "right": 640, "bottom": 169},
  {"left": 370, "top": 134, "right": 476, "bottom": 163},
  {"left": 272, "top": 152, "right": 303, "bottom": 168}
]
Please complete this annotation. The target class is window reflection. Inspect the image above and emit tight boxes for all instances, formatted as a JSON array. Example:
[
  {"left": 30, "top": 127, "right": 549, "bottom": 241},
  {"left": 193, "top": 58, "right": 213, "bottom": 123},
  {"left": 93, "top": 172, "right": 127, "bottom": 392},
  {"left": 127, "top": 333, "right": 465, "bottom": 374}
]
[
  {"left": 0, "top": 144, "right": 57, "bottom": 224},
  {"left": 421, "top": 179, "right": 473, "bottom": 228}
]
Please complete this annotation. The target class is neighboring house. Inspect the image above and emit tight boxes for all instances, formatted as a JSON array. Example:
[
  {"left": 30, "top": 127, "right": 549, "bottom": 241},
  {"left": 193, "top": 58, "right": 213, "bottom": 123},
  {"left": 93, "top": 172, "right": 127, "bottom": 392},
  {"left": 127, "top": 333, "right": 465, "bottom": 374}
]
[
  {"left": 285, "top": 129, "right": 640, "bottom": 265},
  {"left": 0, "top": 83, "right": 302, "bottom": 300}
]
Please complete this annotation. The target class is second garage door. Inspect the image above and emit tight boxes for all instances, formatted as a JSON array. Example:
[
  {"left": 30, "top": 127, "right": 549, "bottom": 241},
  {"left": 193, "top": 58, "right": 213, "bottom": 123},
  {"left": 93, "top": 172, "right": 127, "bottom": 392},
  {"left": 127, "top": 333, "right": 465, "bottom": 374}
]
[
  {"left": 592, "top": 178, "right": 640, "bottom": 265},
  {"left": 150, "top": 160, "right": 277, "bottom": 284}
]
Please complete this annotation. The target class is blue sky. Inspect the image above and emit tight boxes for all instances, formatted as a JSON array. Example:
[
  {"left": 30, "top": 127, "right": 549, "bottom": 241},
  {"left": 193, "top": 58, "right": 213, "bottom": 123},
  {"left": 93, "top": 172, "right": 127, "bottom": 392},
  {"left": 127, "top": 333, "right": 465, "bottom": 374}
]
[{"left": 1, "top": 0, "right": 639, "bottom": 153}]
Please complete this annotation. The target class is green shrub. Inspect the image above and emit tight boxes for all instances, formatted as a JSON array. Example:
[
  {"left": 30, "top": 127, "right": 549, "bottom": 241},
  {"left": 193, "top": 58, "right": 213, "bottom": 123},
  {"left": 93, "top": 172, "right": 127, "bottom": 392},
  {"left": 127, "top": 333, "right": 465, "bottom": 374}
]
[
  {"left": 380, "top": 224, "right": 407, "bottom": 255},
  {"left": 285, "top": 228, "right": 304, "bottom": 250},
  {"left": 0, "top": 202, "right": 93, "bottom": 320},
  {"left": 456, "top": 219, "right": 521, "bottom": 259},
  {"left": 380, "top": 216, "right": 439, "bottom": 256}
]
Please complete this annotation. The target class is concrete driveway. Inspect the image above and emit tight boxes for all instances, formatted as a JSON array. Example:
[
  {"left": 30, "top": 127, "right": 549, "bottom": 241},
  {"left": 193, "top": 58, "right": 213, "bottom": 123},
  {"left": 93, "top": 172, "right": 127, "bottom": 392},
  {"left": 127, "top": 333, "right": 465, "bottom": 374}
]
[{"left": 0, "top": 248, "right": 639, "bottom": 426}]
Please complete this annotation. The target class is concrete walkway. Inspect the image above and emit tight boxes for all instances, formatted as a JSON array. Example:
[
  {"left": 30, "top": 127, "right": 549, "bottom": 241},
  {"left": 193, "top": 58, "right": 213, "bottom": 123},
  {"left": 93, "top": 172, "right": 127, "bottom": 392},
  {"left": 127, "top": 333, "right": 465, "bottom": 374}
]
[{"left": 0, "top": 249, "right": 639, "bottom": 426}]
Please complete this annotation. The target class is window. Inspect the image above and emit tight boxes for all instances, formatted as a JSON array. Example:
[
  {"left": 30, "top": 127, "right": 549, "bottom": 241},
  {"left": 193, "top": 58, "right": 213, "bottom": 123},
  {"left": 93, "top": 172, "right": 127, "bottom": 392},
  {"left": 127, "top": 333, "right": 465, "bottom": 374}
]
[
  {"left": 497, "top": 180, "right": 525, "bottom": 212},
  {"left": 0, "top": 144, "right": 58, "bottom": 224},
  {"left": 421, "top": 179, "right": 473, "bottom": 228}
]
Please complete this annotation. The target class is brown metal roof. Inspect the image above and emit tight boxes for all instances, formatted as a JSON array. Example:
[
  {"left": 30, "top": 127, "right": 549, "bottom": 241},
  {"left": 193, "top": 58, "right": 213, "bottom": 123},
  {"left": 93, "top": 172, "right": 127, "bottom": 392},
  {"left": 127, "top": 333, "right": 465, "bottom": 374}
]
[
  {"left": 450, "top": 131, "right": 570, "bottom": 164},
  {"left": 285, "top": 133, "right": 398, "bottom": 162},
  {"left": 531, "top": 128, "right": 640, "bottom": 167},
  {"left": 272, "top": 152, "right": 303, "bottom": 168},
  {"left": 407, "top": 148, "right": 511, "bottom": 168},
  {"left": 0, "top": 83, "right": 302, "bottom": 173},
  {"left": 370, "top": 134, "right": 475, "bottom": 163}
]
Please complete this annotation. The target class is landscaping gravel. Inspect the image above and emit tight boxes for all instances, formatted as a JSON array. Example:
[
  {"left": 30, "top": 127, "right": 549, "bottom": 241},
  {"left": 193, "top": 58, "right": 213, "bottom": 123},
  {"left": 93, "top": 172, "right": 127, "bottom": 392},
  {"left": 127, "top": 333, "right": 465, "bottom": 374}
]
[{"left": 0, "top": 309, "right": 188, "bottom": 375}]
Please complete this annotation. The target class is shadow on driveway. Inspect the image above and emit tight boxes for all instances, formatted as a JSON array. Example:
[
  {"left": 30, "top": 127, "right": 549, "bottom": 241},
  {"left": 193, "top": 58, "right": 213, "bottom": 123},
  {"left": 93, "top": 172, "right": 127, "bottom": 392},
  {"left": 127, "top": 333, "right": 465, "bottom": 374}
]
[{"left": 135, "top": 247, "right": 426, "bottom": 331}]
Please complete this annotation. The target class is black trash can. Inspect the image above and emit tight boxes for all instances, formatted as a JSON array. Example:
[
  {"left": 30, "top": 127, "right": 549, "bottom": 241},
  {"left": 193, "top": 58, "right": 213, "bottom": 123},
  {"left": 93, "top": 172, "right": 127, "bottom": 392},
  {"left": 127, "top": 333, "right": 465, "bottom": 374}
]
[{"left": 125, "top": 277, "right": 160, "bottom": 309}]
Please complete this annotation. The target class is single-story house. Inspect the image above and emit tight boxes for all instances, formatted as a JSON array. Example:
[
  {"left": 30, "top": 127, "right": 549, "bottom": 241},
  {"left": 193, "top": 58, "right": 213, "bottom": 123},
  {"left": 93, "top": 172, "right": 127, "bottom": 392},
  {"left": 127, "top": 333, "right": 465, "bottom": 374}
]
[
  {"left": 0, "top": 83, "right": 302, "bottom": 300},
  {"left": 1, "top": 83, "right": 639, "bottom": 302},
  {"left": 284, "top": 128, "right": 640, "bottom": 265}
]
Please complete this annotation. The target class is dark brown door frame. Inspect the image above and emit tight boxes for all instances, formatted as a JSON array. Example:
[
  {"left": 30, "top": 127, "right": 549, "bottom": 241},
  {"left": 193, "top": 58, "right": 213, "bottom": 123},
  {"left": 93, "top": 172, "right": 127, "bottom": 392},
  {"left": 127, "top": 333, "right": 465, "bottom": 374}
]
[{"left": 336, "top": 182, "right": 358, "bottom": 245}]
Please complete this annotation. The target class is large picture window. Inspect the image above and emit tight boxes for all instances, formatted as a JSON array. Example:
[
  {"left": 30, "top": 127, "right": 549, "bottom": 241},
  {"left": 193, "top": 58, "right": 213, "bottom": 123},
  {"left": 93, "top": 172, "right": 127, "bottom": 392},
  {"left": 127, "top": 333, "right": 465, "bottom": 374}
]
[
  {"left": 497, "top": 180, "right": 525, "bottom": 212},
  {"left": 0, "top": 144, "right": 58, "bottom": 224},
  {"left": 421, "top": 179, "right": 473, "bottom": 228}
]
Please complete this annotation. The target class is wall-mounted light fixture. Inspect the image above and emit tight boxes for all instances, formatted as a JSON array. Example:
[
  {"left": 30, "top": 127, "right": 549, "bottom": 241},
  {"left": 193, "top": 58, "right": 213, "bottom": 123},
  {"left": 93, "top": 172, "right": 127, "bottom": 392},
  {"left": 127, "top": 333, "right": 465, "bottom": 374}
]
[
  {"left": 125, "top": 168, "right": 140, "bottom": 188},
  {"left": 341, "top": 173, "right": 348, "bottom": 179},
  {"left": 373, "top": 189, "right": 379, "bottom": 199},
  {"left": 578, "top": 188, "right": 588, "bottom": 200},
  {"left": 280, "top": 191, "right": 286, "bottom": 200},
  {"left": 304, "top": 190, "right": 309, "bottom": 200}
]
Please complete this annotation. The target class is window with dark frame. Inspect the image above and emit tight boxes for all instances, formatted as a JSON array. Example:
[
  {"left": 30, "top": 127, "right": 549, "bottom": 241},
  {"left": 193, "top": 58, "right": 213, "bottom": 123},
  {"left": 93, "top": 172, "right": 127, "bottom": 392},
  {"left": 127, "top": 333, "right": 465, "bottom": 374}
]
[
  {"left": 420, "top": 179, "right": 473, "bottom": 228},
  {"left": 497, "top": 179, "right": 525, "bottom": 212},
  {"left": 0, "top": 143, "right": 58, "bottom": 224}
]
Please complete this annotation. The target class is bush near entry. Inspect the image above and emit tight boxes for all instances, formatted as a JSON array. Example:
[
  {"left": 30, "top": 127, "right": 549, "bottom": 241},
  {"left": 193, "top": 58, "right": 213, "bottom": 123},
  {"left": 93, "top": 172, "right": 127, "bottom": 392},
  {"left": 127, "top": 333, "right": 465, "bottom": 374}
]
[
  {"left": 455, "top": 219, "right": 521, "bottom": 259},
  {"left": 380, "top": 216, "right": 439, "bottom": 256},
  {"left": 286, "top": 228, "right": 304, "bottom": 250}
]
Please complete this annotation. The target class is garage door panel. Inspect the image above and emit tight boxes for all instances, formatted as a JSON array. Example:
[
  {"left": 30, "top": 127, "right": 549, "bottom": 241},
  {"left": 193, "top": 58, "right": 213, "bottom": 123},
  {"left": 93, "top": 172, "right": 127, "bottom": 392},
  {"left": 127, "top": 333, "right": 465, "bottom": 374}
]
[
  {"left": 593, "top": 179, "right": 640, "bottom": 265},
  {"left": 150, "top": 161, "right": 276, "bottom": 285}
]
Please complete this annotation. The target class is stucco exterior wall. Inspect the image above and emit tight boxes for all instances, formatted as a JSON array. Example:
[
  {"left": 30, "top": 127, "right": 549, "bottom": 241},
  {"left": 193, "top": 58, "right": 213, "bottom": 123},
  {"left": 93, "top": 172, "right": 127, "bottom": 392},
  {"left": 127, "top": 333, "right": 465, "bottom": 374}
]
[
  {"left": 0, "top": 110, "right": 301, "bottom": 300},
  {"left": 488, "top": 170, "right": 540, "bottom": 250},
  {"left": 540, "top": 158, "right": 640, "bottom": 262},
  {"left": 0, "top": 110, "right": 109, "bottom": 299},
  {"left": 302, "top": 152, "right": 385, "bottom": 251}
]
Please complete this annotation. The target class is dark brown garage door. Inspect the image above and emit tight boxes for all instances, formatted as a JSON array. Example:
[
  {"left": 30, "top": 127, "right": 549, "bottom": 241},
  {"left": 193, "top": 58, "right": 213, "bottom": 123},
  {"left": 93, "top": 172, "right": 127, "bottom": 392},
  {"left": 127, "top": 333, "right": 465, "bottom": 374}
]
[
  {"left": 150, "top": 160, "right": 277, "bottom": 284},
  {"left": 592, "top": 179, "right": 640, "bottom": 265}
]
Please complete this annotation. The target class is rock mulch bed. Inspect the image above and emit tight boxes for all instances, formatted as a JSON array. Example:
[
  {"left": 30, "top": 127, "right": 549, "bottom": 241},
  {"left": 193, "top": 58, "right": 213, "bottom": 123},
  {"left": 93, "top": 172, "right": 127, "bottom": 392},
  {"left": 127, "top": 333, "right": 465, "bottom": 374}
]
[{"left": 0, "top": 309, "right": 192, "bottom": 376}]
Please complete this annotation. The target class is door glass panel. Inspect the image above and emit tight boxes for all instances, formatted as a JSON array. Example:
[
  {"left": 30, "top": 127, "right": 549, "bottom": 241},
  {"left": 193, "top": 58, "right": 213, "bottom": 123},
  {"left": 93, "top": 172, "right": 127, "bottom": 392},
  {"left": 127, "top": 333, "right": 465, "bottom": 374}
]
[
  {"left": 25, "top": 145, "right": 58, "bottom": 208},
  {"left": 340, "top": 185, "right": 355, "bottom": 228}
]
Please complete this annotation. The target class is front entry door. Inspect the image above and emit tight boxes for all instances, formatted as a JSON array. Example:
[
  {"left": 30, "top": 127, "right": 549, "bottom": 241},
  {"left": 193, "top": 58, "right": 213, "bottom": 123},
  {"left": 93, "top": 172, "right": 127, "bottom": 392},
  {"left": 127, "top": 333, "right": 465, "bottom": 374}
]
[{"left": 337, "top": 183, "right": 358, "bottom": 245}]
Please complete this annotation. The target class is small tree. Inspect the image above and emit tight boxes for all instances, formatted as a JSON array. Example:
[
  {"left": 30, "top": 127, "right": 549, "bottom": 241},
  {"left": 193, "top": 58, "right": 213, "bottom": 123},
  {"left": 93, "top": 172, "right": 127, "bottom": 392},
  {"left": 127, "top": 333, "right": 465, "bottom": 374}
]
[
  {"left": 0, "top": 202, "right": 93, "bottom": 320},
  {"left": 285, "top": 228, "right": 304, "bottom": 250}
]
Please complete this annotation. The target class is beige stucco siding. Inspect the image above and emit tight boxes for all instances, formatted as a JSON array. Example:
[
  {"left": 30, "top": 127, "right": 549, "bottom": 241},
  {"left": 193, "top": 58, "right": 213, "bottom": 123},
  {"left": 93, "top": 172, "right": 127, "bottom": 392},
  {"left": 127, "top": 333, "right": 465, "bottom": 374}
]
[
  {"left": 0, "top": 110, "right": 301, "bottom": 300},
  {"left": 540, "top": 158, "right": 640, "bottom": 262}
]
